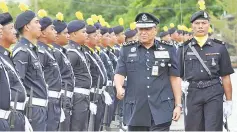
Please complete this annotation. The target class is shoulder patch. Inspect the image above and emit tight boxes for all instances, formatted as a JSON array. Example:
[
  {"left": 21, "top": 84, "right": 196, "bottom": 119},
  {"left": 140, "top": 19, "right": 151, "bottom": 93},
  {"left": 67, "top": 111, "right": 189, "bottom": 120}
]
[
  {"left": 212, "top": 38, "right": 225, "bottom": 45},
  {"left": 12, "top": 46, "right": 27, "bottom": 57},
  {"left": 123, "top": 40, "right": 137, "bottom": 46}
]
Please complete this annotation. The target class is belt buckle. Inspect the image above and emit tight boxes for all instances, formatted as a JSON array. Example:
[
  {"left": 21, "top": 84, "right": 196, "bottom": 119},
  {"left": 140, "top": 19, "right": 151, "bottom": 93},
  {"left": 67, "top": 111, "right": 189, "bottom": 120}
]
[{"left": 197, "top": 81, "right": 204, "bottom": 88}]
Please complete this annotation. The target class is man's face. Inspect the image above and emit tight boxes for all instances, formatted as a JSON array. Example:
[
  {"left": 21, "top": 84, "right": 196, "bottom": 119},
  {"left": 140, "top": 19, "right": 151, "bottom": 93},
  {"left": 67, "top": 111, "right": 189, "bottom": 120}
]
[
  {"left": 110, "top": 32, "right": 117, "bottom": 45},
  {"left": 116, "top": 32, "right": 125, "bottom": 44},
  {"left": 0, "top": 24, "right": 3, "bottom": 38},
  {"left": 26, "top": 17, "right": 41, "bottom": 38},
  {"left": 56, "top": 28, "right": 69, "bottom": 46},
  {"left": 88, "top": 32, "right": 98, "bottom": 47},
  {"left": 74, "top": 28, "right": 88, "bottom": 44},
  {"left": 137, "top": 27, "right": 157, "bottom": 44},
  {"left": 41, "top": 25, "right": 57, "bottom": 43},
  {"left": 192, "top": 19, "right": 210, "bottom": 37},
  {"left": 2, "top": 23, "right": 17, "bottom": 44},
  {"left": 171, "top": 31, "right": 179, "bottom": 41},
  {"left": 101, "top": 33, "right": 110, "bottom": 46},
  {"left": 96, "top": 30, "right": 102, "bottom": 46},
  {"left": 162, "top": 34, "right": 171, "bottom": 42}
]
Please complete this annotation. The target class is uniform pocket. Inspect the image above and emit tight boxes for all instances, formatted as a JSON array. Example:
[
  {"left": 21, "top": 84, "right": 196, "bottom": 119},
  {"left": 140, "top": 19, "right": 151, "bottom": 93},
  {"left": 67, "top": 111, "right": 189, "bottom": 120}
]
[
  {"left": 160, "top": 92, "right": 174, "bottom": 112},
  {"left": 126, "top": 57, "right": 138, "bottom": 72},
  {"left": 125, "top": 100, "right": 135, "bottom": 116},
  {"left": 206, "top": 55, "right": 219, "bottom": 72}
]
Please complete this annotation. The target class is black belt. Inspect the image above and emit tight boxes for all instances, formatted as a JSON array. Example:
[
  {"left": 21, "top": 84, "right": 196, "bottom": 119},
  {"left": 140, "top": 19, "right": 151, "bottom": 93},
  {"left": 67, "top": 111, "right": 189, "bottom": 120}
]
[{"left": 189, "top": 78, "right": 220, "bottom": 89}]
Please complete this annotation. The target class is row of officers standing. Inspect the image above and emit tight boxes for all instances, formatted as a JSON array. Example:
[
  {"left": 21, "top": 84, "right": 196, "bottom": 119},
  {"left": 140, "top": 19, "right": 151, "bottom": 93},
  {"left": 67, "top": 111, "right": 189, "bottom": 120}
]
[
  {"left": 0, "top": 3, "right": 234, "bottom": 132},
  {"left": 0, "top": 3, "right": 138, "bottom": 131}
]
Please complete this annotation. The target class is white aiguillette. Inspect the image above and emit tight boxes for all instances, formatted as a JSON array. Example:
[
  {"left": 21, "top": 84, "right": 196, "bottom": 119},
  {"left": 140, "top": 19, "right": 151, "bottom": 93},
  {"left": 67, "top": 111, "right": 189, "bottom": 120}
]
[{"left": 154, "top": 51, "right": 170, "bottom": 59}]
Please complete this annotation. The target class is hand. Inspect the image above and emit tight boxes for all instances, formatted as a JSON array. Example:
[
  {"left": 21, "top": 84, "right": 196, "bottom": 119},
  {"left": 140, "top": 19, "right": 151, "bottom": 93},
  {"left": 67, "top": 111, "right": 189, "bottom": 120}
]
[
  {"left": 223, "top": 101, "right": 232, "bottom": 118},
  {"left": 116, "top": 87, "right": 125, "bottom": 100},
  {"left": 60, "top": 108, "right": 66, "bottom": 122},
  {"left": 172, "top": 106, "right": 181, "bottom": 121},
  {"left": 181, "top": 81, "right": 189, "bottom": 94},
  {"left": 90, "top": 102, "right": 97, "bottom": 115}
]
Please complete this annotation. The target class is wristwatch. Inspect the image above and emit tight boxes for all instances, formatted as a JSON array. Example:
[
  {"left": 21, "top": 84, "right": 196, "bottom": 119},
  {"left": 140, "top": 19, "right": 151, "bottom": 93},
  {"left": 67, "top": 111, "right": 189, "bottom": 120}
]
[{"left": 175, "top": 104, "right": 183, "bottom": 108}]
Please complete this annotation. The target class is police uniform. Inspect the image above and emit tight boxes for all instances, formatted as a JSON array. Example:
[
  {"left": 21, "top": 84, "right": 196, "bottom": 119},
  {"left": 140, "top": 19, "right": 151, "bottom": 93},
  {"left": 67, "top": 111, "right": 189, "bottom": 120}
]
[
  {"left": 13, "top": 10, "right": 48, "bottom": 131},
  {"left": 115, "top": 13, "right": 180, "bottom": 131},
  {"left": 178, "top": 11, "right": 234, "bottom": 131},
  {"left": 37, "top": 15, "right": 62, "bottom": 131},
  {"left": 0, "top": 52, "right": 11, "bottom": 131},
  {"left": 66, "top": 19, "right": 91, "bottom": 131}
]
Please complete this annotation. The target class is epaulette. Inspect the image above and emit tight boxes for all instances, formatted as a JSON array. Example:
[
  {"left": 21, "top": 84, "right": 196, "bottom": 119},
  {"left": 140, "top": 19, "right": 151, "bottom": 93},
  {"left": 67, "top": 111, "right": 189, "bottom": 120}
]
[
  {"left": 159, "top": 40, "right": 173, "bottom": 46},
  {"left": 37, "top": 47, "right": 45, "bottom": 54},
  {"left": 212, "top": 38, "right": 226, "bottom": 45},
  {"left": 122, "top": 40, "right": 137, "bottom": 46},
  {"left": 12, "top": 45, "right": 27, "bottom": 57}
]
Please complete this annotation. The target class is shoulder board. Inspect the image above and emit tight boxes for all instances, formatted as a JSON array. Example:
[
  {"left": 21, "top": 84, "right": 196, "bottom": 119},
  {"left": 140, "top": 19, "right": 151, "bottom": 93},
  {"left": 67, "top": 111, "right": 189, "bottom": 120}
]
[
  {"left": 212, "top": 38, "right": 226, "bottom": 45},
  {"left": 159, "top": 40, "right": 173, "bottom": 47},
  {"left": 12, "top": 46, "right": 27, "bottom": 57},
  {"left": 182, "top": 39, "right": 192, "bottom": 46},
  {"left": 123, "top": 40, "right": 137, "bottom": 46},
  {"left": 37, "top": 47, "right": 45, "bottom": 54}
]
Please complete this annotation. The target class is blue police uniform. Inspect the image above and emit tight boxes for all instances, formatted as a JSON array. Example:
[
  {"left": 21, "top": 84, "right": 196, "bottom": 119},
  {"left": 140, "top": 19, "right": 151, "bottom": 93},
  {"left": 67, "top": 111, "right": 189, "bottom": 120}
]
[
  {"left": 66, "top": 40, "right": 91, "bottom": 131},
  {"left": 115, "top": 13, "right": 180, "bottom": 131},
  {"left": 0, "top": 57, "right": 11, "bottom": 131},
  {"left": 52, "top": 43, "right": 75, "bottom": 131},
  {"left": 12, "top": 37, "right": 48, "bottom": 131},
  {"left": 37, "top": 41, "right": 62, "bottom": 131},
  {"left": 0, "top": 46, "right": 27, "bottom": 131},
  {"left": 178, "top": 11, "right": 235, "bottom": 131}
]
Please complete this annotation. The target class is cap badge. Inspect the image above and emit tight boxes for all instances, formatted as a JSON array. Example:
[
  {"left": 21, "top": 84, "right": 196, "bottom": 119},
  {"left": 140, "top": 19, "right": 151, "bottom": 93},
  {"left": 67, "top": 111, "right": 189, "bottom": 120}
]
[
  {"left": 204, "top": 12, "right": 208, "bottom": 18},
  {"left": 142, "top": 14, "right": 148, "bottom": 21}
]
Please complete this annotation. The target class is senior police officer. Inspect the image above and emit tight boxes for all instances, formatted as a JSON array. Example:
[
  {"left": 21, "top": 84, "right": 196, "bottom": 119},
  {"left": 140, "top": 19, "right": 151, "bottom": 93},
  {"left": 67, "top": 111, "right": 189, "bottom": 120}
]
[
  {"left": 53, "top": 12, "right": 74, "bottom": 131},
  {"left": 12, "top": 4, "right": 48, "bottom": 131},
  {"left": 36, "top": 9, "right": 62, "bottom": 131},
  {"left": 0, "top": 11, "right": 32, "bottom": 131},
  {"left": 66, "top": 12, "right": 92, "bottom": 131},
  {"left": 178, "top": 11, "right": 234, "bottom": 131},
  {"left": 0, "top": 22, "right": 11, "bottom": 131},
  {"left": 114, "top": 13, "right": 182, "bottom": 131}
]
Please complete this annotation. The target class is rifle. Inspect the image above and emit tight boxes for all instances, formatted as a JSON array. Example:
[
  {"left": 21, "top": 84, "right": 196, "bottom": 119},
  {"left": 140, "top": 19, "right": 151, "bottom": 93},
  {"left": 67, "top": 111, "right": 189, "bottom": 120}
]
[
  {"left": 101, "top": 84, "right": 110, "bottom": 131},
  {"left": 27, "top": 87, "right": 33, "bottom": 123},
  {"left": 10, "top": 90, "right": 18, "bottom": 130},
  {"left": 88, "top": 75, "right": 100, "bottom": 131}
]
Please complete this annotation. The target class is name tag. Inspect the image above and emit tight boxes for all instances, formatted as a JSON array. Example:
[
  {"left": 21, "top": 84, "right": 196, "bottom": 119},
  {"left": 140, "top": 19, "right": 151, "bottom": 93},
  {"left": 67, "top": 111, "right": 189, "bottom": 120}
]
[
  {"left": 128, "top": 53, "right": 137, "bottom": 57},
  {"left": 154, "top": 51, "right": 170, "bottom": 59},
  {"left": 151, "top": 66, "right": 159, "bottom": 76},
  {"left": 187, "top": 52, "right": 195, "bottom": 55}
]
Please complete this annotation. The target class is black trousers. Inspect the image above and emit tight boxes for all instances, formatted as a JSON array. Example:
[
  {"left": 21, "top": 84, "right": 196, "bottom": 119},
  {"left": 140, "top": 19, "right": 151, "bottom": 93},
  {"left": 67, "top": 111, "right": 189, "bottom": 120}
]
[
  {"left": 128, "top": 121, "right": 171, "bottom": 131},
  {"left": 185, "top": 83, "right": 224, "bottom": 131},
  {"left": 70, "top": 93, "right": 90, "bottom": 131},
  {"left": 30, "top": 106, "right": 47, "bottom": 131},
  {"left": 0, "top": 119, "right": 10, "bottom": 131},
  {"left": 46, "top": 97, "right": 61, "bottom": 131}
]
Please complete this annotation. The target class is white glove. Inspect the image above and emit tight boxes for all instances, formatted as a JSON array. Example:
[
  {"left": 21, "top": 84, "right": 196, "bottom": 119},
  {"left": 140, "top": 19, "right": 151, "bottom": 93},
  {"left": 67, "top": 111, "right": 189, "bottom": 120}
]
[
  {"left": 24, "top": 116, "right": 33, "bottom": 132},
  {"left": 103, "top": 91, "right": 113, "bottom": 105},
  {"left": 181, "top": 81, "right": 189, "bottom": 94},
  {"left": 60, "top": 108, "right": 66, "bottom": 122},
  {"left": 223, "top": 101, "right": 232, "bottom": 118},
  {"left": 90, "top": 102, "right": 97, "bottom": 115}
]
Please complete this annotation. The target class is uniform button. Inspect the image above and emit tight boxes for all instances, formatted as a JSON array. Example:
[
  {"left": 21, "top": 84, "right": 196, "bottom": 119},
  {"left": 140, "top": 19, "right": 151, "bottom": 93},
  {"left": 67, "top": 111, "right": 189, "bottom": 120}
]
[
  {"left": 147, "top": 77, "right": 150, "bottom": 79},
  {"left": 147, "top": 51, "right": 149, "bottom": 54},
  {"left": 201, "top": 70, "right": 203, "bottom": 72},
  {"left": 131, "top": 60, "right": 134, "bottom": 62},
  {"left": 147, "top": 86, "right": 150, "bottom": 88},
  {"left": 147, "top": 68, "right": 149, "bottom": 70},
  {"left": 148, "top": 95, "right": 150, "bottom": 98},
  {"left": 189, "top": 58, "right": 192, "bottom": 60},
  {"left": 147, "top": 59, "right": 149, "bottom": 62}
]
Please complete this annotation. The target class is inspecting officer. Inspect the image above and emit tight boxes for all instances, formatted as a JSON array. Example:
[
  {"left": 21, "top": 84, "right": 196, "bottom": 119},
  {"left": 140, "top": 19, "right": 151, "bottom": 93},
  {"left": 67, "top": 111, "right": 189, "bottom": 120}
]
[{"left": 114, "top": 12, "right": 182, "bottom": 131}]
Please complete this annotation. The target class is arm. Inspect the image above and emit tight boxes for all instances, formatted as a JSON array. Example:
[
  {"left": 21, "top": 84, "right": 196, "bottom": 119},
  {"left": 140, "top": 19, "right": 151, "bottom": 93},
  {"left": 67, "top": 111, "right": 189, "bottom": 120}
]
[
  {"left": 221, "top": 75, "right": 232, "bottom": 101},
  {"left": 12, "top": 51, "right": 28, "bottom": 80},
  {"left": 170, "top": 76, "right": 182, "bottom": 105}
]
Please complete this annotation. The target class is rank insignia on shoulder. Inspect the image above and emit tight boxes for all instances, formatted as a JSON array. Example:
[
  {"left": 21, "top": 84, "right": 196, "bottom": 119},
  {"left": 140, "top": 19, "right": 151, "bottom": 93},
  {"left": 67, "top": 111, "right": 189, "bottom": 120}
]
[{"left": 212, "top": 38, "right": 225, "bottom": 45}]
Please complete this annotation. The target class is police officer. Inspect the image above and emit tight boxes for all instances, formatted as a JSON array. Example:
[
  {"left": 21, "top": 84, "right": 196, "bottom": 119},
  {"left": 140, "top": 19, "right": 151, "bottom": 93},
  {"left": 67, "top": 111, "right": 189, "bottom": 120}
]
[
  {"left": 13, "top": 4, "right": 48, "bottom": 131},
  {"left": 84, "top": 19, "right": 112, "bottom": 131},
  {"left": 168, "top": 23, "right": 180, "bottom": 49},
  {"left": 114, "top": 13, "right": 182, "bottom": 131},
  {"left": 52, "top": 12, "right": 74, "bottom": 131},
  {"left": 0, "top": 10, "right": 33, "bottom": 131},
  {"left": 159, "top": 26, "right": 171, "bottom": 43},
  {"left": 0, "top": 22, "right": 11, "bottom": 131},
  {"left": 66, "top": 12, "right": 91, "bottom": 131},
  {"left": 36, "top": 9, "right": 62, "bottom": 131},
  {"left": 178, "top": 11, "right": 234, "bottom": 131}
]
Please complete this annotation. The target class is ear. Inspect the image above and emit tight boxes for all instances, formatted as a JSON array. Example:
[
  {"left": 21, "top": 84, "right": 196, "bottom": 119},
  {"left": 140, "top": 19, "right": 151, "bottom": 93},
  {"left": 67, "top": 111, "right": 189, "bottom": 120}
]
[
  {"left": 40, "top": 30, "right": 46, "bottom": 38},
  {"left": 24, "top": 24, "right": 30, "bottom": 32}
]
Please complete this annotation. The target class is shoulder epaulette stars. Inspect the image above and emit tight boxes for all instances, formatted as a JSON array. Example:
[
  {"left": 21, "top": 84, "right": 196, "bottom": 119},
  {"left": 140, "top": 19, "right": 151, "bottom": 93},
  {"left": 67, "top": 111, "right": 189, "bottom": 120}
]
[{"left": 212, "top": 38, "right": 225, "bottom": 45}]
